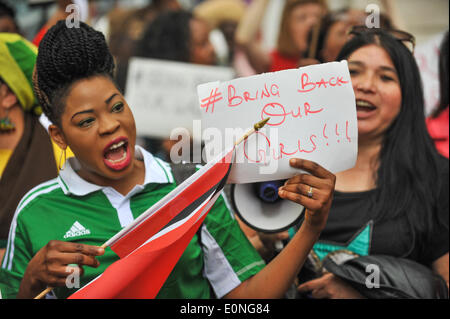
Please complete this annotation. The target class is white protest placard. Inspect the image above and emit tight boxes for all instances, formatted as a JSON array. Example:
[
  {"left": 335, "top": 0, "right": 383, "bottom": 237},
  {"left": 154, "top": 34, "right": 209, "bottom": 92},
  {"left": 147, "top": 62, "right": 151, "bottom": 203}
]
[
  {"left": 198, "top": 61, "right": 358, "bottom": 184},
  {"left": 125, "top": 57, "right": 235, "bottom": 138}
]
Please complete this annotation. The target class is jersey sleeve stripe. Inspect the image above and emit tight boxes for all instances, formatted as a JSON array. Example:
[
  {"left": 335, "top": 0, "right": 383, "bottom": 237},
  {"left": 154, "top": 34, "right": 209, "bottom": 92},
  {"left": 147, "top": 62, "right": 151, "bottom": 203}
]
[
  {"left": 154, "top": 157, "right": 174, "bottom": 183},
  {"left": 2, "top": 179, "right": 59, "bottom": 262},
  {"left": 5, "top": 179, "right": 55, "bottom": 262},
  {"left": 2, "top": 182, "right": 61, "bottom": 270},
  {"left": 235, "top": 260, "right": 266, "bottom": 277},
  {"left": 16, "top": 180, "right": 59, "bottom": 212}
]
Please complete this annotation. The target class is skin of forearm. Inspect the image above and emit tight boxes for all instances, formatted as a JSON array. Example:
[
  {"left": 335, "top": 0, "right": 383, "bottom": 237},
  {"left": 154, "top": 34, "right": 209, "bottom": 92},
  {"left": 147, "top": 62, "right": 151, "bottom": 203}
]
[
  {"left": 235, "top": 0, "right": 270, "bottom": 45},
  {"left": 227, "top": 219, "right": 321, "bottom": 298}
]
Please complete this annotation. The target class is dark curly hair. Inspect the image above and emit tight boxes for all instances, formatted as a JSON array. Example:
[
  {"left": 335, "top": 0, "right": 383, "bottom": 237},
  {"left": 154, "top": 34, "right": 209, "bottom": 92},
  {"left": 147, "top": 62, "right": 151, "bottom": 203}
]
[
  {"left": 33, "top": 20, "right": 115, "bottom": 127},
  {"left": 135, "top": 10, "right": 192, "bottom": 62}
]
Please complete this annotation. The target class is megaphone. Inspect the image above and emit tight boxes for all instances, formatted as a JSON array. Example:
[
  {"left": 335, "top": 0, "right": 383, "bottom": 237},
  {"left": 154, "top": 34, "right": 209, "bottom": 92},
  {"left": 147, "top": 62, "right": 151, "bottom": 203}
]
[{"left": 230, "top": 180, "right": 305, "bottom": 233}]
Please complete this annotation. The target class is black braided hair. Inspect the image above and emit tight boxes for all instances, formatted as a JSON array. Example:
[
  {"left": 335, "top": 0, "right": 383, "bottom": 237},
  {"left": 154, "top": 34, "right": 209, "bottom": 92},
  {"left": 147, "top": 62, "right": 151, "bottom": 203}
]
[{"left": 33, "top": 20, "right": 115, "bottom": 126}]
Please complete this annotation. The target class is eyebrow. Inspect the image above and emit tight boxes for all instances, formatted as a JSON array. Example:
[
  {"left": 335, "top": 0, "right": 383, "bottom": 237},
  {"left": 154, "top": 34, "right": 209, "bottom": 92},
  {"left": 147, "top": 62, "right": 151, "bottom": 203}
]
[
  {"left": 379, "top": 66, "right": 397, "bottom": 73},
  {"left": 349, "top": 61, "right": 397, "bottom": 73},
  {"left": 348, "top": 61, "right": 363, "bottom": 67},
  {"left": 105, "top": 93, "right": 118, "bottom": 104},
  {"left": 70, "top": 93, "right": 120, "bottom": 120},
  {"left": 71, "top": 109, "right": 94, "bottom": 120}
]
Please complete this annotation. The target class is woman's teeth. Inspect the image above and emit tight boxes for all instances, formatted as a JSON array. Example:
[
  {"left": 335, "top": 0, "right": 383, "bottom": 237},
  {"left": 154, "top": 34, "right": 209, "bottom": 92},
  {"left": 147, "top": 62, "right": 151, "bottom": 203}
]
[
  {"left": 104, "top": 140, "right": 128, "bottom": 163},
  {"left": 356, "top": 100, "right": 376, "bottom": 108},
  {"left": 109, "top": 140, "right": 126, "bottom": 151}
]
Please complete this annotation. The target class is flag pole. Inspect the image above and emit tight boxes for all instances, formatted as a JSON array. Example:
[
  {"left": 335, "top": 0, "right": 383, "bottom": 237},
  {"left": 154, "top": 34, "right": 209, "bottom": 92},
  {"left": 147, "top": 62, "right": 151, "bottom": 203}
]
[
  {"left": 34, "top": 118, "right": 270, "bottom": 299},
  {"left": 235, "top": 117, "right": 270, "bottom": 146}
]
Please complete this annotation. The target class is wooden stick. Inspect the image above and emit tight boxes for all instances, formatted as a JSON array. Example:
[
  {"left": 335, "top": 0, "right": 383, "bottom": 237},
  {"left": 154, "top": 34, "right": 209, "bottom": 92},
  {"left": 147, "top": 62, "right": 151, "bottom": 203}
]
[
  {"left": 34, "top": 119, "right": 271, "bottom": 299},
  {"left": 308, "top": 21, "right": 322, "bottom": 60},
  {"left": 34, "top": 287, "right": 52, "bottom": 299},
  {"left": 235, "top": 118, "right": 270, "bottom": 146}
]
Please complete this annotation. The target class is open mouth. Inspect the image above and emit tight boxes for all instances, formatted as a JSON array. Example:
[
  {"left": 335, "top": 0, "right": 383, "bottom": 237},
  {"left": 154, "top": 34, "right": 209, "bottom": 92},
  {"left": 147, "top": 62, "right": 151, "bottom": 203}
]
[
  {"left": 103, "top": 137, "right": 131, "bottom": 171},
  {"left": 356, "top": 99, "right": 377, "bottom": 112}
]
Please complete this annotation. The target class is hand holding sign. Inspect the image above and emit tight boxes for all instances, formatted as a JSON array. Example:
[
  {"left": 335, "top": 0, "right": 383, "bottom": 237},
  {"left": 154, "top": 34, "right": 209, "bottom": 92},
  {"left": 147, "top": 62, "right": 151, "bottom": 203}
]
[{"left": 198, "top": 61, "right": 357, "bottom": 184}]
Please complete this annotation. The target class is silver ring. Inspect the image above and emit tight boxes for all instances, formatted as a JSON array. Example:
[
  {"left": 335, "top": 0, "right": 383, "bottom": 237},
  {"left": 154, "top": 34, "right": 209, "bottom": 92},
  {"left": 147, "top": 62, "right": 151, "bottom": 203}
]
[{"left": 307, "top": 186, "right": 314, "bottom": 198}]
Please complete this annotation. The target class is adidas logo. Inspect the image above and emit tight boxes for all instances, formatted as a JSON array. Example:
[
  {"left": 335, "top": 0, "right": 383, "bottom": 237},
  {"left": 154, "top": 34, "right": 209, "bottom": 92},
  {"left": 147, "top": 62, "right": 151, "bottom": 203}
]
[{"left": 64, "top": 221, "right": 91, "bottom": 239}]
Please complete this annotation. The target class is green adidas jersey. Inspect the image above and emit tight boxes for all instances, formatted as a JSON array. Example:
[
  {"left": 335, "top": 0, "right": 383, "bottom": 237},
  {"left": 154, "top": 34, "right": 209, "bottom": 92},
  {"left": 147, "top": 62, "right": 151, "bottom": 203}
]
[{"left": 0, "top": 146, "right": 265, "bottom": 299}]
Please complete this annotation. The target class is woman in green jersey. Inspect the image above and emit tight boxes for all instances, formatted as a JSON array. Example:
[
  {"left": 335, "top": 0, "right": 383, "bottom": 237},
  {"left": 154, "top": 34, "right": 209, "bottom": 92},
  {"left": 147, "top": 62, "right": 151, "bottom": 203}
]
[{"left": 0, "top": 21, "right": 335, "bottom": 299}]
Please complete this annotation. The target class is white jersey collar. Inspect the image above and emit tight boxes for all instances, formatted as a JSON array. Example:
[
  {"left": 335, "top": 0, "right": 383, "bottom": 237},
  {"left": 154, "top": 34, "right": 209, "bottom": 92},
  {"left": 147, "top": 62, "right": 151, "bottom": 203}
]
[{"left": 58, "top": 145, "right": 173, "bottom": 196}]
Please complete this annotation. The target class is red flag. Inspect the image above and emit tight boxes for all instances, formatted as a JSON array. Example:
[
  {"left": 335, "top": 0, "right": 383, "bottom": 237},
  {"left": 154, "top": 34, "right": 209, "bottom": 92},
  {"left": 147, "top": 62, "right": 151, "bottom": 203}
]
[{"left": 68, "top": 147, "right": 234, "bottom": 299}]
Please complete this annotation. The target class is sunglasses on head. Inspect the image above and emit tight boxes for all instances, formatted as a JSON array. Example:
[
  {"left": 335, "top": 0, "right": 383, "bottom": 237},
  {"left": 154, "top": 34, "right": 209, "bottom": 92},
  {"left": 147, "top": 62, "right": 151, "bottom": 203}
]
[{"left": 347, "top": 25, "right": 416, "bottom": 54}]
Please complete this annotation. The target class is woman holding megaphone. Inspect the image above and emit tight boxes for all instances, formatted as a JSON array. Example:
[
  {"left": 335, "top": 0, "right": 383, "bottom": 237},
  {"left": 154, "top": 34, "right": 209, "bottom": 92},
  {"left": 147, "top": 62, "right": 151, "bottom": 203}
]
[{"left": 246, "top": 27, "right": 449, "bottom": 299}]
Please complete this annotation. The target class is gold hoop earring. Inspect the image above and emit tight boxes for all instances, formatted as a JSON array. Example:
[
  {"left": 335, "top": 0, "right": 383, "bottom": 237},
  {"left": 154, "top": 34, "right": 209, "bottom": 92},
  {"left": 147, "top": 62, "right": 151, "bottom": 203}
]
[{"left": 58, "top": 148, "right": 67, "bottom": 171}]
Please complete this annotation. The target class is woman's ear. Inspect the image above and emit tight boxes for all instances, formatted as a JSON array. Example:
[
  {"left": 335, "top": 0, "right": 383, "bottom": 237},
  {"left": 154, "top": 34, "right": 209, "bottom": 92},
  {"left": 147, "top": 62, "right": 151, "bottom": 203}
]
[
  {"left": 0, "top": 84, "right": 18, "bottom": 109},
  {"left": 48, "top": 124, "right": 68, "bottom": 150}
]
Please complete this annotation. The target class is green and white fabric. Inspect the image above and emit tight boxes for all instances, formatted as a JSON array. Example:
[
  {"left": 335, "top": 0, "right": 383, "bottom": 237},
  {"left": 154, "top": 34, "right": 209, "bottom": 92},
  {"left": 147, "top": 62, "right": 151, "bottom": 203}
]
[{"left": 0, "top": 146, "right": 265, "bottom": 299}]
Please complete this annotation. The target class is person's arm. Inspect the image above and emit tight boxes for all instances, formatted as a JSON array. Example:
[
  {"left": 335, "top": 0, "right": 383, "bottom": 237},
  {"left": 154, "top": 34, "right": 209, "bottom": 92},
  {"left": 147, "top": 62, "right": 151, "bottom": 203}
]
[
  {"left": 235, "top": 215, "right": 290, "bottom": 261},
  {"left": 432, "top": 253, "right": 449, "bottom": 289},
  {"left": 298, "top": 254, "right": 449, "bottom": 299},
  {"left": 17, "top": 241, "right": 104, "bottom": 299},
  {"left": 297, "top": 273, "right": 365, "bottom": 299},
  {"left": 224, "top": 158, "right": 336, "bottom": 298},
  {"left": 235, "top": 0, "right": 272, "bottom": 74}
]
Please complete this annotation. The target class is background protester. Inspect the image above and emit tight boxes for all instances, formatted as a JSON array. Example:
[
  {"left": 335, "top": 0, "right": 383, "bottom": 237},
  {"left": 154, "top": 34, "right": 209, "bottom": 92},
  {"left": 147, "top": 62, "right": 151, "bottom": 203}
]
[
  {"left": 136, "top": 10, "right": 216, "bottom": 68},
  {"left": 426, "top": 32, "right": 449, "bottom": 158},
  {"left": 253, "top": 27, "right": 449, "bottom": 298},
  {"left": 130, "top": 9, "right": 216, "bottom": 161},
  {"left": 235, "top": 0, "right": 328, "bottom": 74},
  {"left": 307, "top": 8, "right": 393, "bottom": 63},
  {"left": 193, "top": 0, "right": 246, "bottom": 66},
  {"left": 32, "top": 0, "right": 74, "bottom": 46},
  {"left": 0, "top": 1, "right": 19, "bottom": 34},
  {"left": 107, "top": 0, "right": 181, "bottom": 82},
  {"left": 0, "top": 34, "right": 61, "bottom": 262}
]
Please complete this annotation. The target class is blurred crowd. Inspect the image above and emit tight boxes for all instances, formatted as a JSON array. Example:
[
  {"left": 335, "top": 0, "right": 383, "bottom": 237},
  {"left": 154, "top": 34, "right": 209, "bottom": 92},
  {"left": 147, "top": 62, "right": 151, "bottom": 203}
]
[
  {"left": 0, "top": 0, "right": 448, "bottom": 299},
  {"left": 1, "top": 0, "right": 447, "bottom": 135},
  {"left": 1, "top": 0, "right": 447, "bottom": 114}
]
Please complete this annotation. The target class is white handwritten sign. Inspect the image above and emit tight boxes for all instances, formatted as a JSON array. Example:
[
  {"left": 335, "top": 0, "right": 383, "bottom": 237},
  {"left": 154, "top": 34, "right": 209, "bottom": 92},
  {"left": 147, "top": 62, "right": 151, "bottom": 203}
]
[
  {"left": 198, "top": 61, "right": 358, "bottom": 184},
  {"left": 125, "top": 57, "right": 235, "bottom": 138}
]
